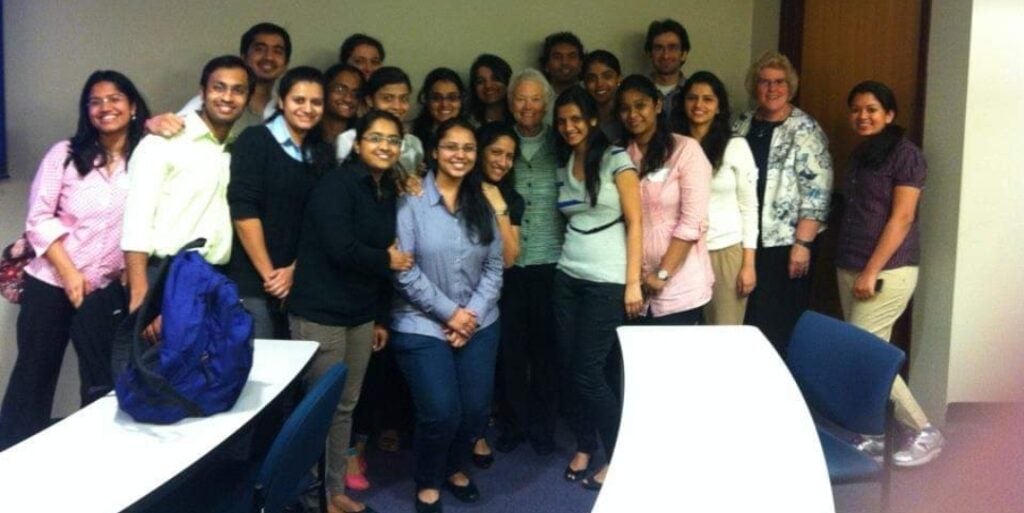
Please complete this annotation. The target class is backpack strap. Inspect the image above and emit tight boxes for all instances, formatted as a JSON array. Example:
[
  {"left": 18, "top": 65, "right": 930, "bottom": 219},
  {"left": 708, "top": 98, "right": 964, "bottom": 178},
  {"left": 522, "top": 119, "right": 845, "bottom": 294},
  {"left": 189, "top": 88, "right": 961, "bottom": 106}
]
[{"left": 567, "top": 215, "right": 624, "bottom": 235}]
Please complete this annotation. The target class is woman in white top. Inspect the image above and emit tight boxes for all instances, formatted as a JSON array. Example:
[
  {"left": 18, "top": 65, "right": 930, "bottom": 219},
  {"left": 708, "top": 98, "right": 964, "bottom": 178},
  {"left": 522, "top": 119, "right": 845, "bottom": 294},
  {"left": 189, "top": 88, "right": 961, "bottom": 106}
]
[{"left": 671, "top": 71, "right": 759, "bottom": 324}]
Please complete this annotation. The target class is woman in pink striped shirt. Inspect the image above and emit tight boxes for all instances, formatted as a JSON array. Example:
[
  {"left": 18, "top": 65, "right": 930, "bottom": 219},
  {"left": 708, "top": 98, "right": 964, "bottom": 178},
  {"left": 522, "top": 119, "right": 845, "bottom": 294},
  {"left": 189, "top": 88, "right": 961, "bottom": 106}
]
[
  {"left": 0, "top": 71, "right": 150, "bottom": 450},
  {"left": 616, "top": 75, "right": 713, "bottom": 324}
]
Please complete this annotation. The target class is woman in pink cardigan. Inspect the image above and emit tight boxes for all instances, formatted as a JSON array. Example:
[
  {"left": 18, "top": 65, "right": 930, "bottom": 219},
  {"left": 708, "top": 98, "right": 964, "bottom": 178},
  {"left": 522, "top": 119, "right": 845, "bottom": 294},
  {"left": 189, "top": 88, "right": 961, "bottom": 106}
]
[{"left": 615, "top": 75, "right": 713, "bottom": 324}]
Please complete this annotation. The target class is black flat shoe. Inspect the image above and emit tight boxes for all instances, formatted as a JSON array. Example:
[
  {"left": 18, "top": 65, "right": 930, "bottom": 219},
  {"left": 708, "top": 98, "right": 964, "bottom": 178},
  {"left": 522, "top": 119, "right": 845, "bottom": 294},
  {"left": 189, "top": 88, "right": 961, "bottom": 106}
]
[
  {"left": 581, "top": 475, "right": 603, "bottom": 491},
  {"left": 415, "top": 495, "right": 443, "bottom": 513},
  {"left": 444, "top": 479, "right": 480, "bottom": 503},
  {"left": 472, "top": 451, "right": 495, "bottom": 469},
  {"left": 564, "top": 464, "right": 588, "bottom": 482}
]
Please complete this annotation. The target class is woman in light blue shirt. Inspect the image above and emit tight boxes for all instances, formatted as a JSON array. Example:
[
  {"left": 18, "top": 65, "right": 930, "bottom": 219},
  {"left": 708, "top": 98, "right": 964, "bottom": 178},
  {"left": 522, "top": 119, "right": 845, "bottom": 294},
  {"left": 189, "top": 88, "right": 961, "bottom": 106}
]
[{"left": 390, "top": 118, "right": 503, "bottom": 512}]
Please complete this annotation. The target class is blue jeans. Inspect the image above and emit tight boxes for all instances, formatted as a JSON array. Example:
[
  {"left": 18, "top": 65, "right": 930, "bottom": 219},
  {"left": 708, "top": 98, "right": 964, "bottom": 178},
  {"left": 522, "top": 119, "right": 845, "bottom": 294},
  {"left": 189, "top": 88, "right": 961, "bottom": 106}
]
[
  {"left": 390, "top": 322, "right": 500, "bottom": 489},
  {"left": 553, "top": 270, "right": 625, "bottom": 459}
]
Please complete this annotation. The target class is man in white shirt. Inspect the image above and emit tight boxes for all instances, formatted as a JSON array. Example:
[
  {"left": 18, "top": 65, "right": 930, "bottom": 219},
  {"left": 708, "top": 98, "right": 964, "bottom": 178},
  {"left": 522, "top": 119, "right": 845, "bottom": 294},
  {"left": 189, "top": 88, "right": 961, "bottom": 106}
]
[
  {"left": 147, "top": 22, "right": 290, "bottom": 136},
  {"left": 122, "top": 56, "right": 253, "bottom": 333}
]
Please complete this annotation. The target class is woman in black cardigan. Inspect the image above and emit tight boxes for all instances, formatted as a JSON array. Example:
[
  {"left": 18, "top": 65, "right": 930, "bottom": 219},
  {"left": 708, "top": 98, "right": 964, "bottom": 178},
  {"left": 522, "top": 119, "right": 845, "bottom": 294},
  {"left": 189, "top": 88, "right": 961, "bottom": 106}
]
[{"left": 288, "top": 110, "right": 413, "bottom": 513}]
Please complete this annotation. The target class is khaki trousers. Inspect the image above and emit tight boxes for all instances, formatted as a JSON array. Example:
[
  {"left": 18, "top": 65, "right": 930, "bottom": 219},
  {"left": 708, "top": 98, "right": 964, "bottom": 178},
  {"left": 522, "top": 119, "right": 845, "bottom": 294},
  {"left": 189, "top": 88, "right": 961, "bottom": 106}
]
[
  {"left": 837, "top": 266, "right": 929, "bottom": 431},
  {"left": 705, "top": 244, "right": 748, "bottom": 325},
  {"left": 290, "top": 316, "right": 375, "bottom": 495}
]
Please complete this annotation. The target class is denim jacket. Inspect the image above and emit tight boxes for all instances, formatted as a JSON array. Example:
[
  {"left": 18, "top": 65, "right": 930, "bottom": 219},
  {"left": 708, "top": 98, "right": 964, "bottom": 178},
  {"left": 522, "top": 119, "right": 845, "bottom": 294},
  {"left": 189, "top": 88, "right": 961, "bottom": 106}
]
[{"left": 734, "top": 106, "right": 833, "bottom": 248}]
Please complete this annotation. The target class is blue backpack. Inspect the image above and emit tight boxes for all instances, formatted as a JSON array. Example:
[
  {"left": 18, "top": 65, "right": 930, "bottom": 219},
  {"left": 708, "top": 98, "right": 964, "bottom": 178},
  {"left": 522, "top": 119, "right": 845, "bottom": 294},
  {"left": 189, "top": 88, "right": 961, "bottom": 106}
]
[{"left": 113, "top": 239, "right": 254, "bottom": 424}]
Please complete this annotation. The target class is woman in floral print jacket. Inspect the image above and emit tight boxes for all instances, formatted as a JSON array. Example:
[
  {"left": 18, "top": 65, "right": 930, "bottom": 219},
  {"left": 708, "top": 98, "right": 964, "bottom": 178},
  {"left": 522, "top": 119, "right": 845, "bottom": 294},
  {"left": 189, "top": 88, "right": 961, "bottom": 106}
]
[{"left": 733, "top": 51, "right": 832, "bottom": 354}]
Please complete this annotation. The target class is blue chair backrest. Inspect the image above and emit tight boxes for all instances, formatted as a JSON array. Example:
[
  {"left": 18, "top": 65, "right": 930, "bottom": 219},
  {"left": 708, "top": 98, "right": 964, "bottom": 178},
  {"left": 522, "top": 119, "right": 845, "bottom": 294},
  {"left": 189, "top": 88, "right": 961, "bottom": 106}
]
[
  {"left": 786, "top": 311, "right": 905, "bottom": 435},
  {"left": 255, "top": 363, "right": 348, "bottom": 513}
]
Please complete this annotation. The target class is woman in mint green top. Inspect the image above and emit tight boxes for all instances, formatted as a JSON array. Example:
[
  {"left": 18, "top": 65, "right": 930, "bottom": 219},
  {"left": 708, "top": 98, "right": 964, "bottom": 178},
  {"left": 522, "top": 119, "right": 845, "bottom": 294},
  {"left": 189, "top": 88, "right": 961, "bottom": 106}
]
[{"left": 551, "top": 86, "right": 642, "bottom": 490}]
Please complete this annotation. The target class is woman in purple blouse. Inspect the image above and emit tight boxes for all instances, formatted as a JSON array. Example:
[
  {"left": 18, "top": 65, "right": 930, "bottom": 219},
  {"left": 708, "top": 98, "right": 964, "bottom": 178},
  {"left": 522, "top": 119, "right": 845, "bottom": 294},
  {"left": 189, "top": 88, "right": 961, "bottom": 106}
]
[
  {"left": 0, "top": 71, "right": 150, "bottom": 450},
  {"left": 839, "top": 80, "right": 942, "bottom": 467}
]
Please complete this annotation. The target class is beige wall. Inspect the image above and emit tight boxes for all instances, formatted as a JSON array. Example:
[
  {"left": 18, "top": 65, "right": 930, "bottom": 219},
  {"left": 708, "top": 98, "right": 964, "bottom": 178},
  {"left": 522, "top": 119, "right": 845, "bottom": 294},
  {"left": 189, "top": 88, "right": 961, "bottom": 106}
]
[
  {"left": 1, "top": 1, "right": 763, "bottom": 416},
  {"left": 913, "top": 0, "right": 1024, "bottom": 421}
]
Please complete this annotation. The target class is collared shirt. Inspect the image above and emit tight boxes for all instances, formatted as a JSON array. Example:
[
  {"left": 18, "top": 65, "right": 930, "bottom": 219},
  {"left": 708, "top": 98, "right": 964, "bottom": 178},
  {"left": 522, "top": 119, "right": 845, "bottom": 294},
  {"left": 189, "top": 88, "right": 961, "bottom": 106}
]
[
  {"left": 837, "top": 137, "right": 926, "bottom": 270},
  {"left": 391, "top": 172, "right": 503, "bottom": 339},
  {"left": 512, "top": 125, "right": 564, "bottom": 266},
  {"left": 628, "top": 134, "right": 714, "bottom": 316},
  {"left": 335, "top": 129, "right": 424, "bottom": 175},
  {"left": 556, "top": 146, "right": 635, "bottom": 284},
  {"left": 265, "top": 114, "right": 304, "bottom": 162},
  {"left": 121, "top": 110, "right": 234, "bottom": 264},
  {"left": 24, "top": 140, "right": 128, "bottom": 290}
]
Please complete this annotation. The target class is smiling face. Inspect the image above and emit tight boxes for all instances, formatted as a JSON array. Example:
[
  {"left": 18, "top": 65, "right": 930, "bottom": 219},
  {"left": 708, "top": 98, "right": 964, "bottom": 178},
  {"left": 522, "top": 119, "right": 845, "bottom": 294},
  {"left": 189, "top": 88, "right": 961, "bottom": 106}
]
[
  {"left": 683, "top": 82, "right": 719, "bottom": 129},
  {"left": 510, "top": 79, "right": 546, "bottom": 133},
  {"left": 368, "top": 83, "right": 411, "bottom": 120},
  {"left": 326, "top": 69, "right": 362, "bottom": 120},
  {"left": 649, "top": 32, "right": 687, "bottom": 77},
  {"left": 545, "top": 43, "right": 582, "bottom": 86},
  {"left": 244, "top": 33, "right": 288, "bottom": 82},
  {"left": 201, "top": 66, "right": 251, "bottom": 128},
  {"left": 433, "top": 125, "right": 477, "bottom": 181},
  {"left": 848, "top": 92, "right": 895, "bottom": 137},
  {"left": 555, "top": 103, "right": 593, "bottom": 150},
  {"left": 755, "top": 67, "right": 791, "bottom": 119},
  {"left": 427, "top": 80, "right": 462, "bottom": 125},
  {"left": 279, "top": 80, "right": 324, "bottom": 139},
  {"left": 473, "top": 66, "right": 507, "bottom": 106},
  {"left": 354, "top": 118, "right": 402, "bottom": 172},
  {"left": 348, "top": 44, "right": 383, "bottom": 79},
  {"left": 87, "top": 81, "right": 135, "bottom": 137},
  {"left": 618, "top": 89, "right": 662, "bottom": 141},
  {"left": 583, "top": 61, "right": 620, "bottom": 107},
  {"left": 481, "top": 135, "right": 516, "bottom": 183}
]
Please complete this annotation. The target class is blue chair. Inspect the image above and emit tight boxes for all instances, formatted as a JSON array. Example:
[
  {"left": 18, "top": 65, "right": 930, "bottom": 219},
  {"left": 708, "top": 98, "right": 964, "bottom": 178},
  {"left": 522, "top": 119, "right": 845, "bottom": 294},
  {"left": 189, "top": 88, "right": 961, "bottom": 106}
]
[
  {"left": 786, "top": 311, "right": 905, "bottom": 512},
  {"left": 134, "top": 363, "right": 348, "bottom": 513}
]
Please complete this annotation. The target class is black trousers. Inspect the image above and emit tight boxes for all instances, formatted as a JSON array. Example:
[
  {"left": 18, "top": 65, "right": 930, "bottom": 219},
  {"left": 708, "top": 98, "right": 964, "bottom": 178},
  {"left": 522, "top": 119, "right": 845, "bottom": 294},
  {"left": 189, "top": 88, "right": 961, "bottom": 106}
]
[
  {"left": 496, "top": 264, "right": 559, "bottom": 445},
  {"left": 0, "top": 274, "right": 125, "bottom": 450},
  {"left": 553, "top": 270, "right": 625, "bottom": 459},
  {"left": 744, "top": 244, "right": 813, "bottom": 356}
]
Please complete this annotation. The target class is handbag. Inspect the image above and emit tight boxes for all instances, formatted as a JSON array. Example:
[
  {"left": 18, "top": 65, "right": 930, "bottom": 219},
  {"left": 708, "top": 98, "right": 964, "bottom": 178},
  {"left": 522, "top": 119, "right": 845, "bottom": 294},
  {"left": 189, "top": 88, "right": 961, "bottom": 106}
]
[{"left": 0, "top": 235, "right": 35, "bottom": 303}]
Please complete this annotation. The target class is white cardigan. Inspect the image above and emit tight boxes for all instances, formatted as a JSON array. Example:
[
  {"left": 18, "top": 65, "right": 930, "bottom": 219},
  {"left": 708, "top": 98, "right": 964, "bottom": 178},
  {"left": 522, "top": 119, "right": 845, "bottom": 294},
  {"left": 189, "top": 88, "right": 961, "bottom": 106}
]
[{"left": 707, "top": 137, "right": 759, "bottom": 251}]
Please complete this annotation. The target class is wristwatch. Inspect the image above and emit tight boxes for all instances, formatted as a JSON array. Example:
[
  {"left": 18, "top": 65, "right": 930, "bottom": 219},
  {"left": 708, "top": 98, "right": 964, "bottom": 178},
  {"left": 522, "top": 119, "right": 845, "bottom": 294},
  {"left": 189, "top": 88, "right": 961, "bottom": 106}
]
[
  {"left": 794, "top": 238, "right": 814, "bottom": 249},
  {"left": 656, "top": 268, "right": 670, "bottom": 281}
]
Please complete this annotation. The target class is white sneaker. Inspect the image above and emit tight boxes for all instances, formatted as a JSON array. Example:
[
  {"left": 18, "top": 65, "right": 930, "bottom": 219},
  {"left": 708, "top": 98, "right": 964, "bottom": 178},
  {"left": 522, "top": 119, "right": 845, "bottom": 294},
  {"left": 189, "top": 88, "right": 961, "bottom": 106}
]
[
  {"left": 893, "top": 425, "right": 944, "bottom": 467},
  {"left": 856, "top": 435, "right": 885, "bottom": 463}
]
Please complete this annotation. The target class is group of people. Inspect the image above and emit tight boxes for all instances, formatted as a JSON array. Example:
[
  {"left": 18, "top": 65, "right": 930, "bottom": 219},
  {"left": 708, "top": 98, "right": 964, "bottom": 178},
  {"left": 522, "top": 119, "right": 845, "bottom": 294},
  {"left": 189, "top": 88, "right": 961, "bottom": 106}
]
[{"left": 0, "top": 17, "right": 943, "bottom": 513}]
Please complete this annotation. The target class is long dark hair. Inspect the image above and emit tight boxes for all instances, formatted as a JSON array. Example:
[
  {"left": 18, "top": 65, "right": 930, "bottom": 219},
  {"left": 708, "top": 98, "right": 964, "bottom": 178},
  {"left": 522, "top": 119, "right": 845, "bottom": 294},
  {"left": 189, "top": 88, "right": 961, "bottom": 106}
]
[
  {"left": 412, "top": 67, "right": 466, "bottom": 146},
  {"left": 848, "top": 80, "right": 905, "bottom": 169},
  {"left": 475, "top": 121, "right": 520, "bottom": 185},
  {"left": 435, "top": 118, "right": 495, "bottom": 244},
  {"left": 350, "top": 110, "right": 409, "bottom": 194},
  {"left": 554, "top": 86, "right": 610, "bottom": 207},
  {"left": 469, "top": 54, "right": 514, "bottom": 125},
  {"left": 672, "top": 71, "right": 733, "bottom": 170},
  {"left": 273, "top": 66, "right": 333, "bottom": 175},
  {"left": 67, "top": 70, "right": 150, "bottom": 177},
  {"left": 616, "top": 74, "right": 675, "bottom": 176}
]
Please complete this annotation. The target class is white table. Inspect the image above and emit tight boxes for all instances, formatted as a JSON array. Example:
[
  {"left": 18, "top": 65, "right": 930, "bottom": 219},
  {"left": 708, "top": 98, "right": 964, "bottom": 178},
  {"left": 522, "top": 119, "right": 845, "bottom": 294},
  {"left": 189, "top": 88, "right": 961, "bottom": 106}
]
[
  {"left": 0, "top": 338, "right": 318, "bottom": 513},
  {"left": 593, "top": 326, "right": 834, "bottom": 513}
]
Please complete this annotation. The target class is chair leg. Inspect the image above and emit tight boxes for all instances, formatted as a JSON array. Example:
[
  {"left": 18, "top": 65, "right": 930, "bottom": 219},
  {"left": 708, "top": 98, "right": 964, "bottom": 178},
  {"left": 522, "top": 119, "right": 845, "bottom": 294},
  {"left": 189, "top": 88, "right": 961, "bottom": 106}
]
[
  {"left": 318, "top": 453, "right": 328, "bottom": 513},
  {"left": 880, "top": 401, "right": 895, "bottom": 513}
]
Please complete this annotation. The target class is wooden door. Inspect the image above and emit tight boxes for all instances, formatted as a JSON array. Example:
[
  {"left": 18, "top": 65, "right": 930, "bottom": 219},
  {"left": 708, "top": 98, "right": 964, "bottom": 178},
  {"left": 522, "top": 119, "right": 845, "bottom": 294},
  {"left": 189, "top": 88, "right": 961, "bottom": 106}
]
[{"left": 780, "top": 0, "right": 930, "bottom": 362}]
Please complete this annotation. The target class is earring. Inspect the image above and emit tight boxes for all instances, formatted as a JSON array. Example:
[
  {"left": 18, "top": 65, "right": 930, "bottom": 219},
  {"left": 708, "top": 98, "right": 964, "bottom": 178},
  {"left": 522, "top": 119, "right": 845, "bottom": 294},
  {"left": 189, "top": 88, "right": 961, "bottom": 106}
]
[{"left": 131, "top": 113, "right": 137, "bottom": 121}]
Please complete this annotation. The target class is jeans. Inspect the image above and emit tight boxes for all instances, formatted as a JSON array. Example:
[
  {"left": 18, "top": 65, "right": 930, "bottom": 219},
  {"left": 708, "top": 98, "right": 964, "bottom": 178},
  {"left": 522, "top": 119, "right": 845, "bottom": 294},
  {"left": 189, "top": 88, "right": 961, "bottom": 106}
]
[
  {"left": 0, "top": 275, "right": 125, "bottom": 450},
  {"left": 552, "top": 270, "right": 625, "bottom": 459},
  {"left": 497, "top": 264, "right": 558, "bottom": 444},
  {"left": 390, "top": 322, "right": 500, "bottom": 489}
]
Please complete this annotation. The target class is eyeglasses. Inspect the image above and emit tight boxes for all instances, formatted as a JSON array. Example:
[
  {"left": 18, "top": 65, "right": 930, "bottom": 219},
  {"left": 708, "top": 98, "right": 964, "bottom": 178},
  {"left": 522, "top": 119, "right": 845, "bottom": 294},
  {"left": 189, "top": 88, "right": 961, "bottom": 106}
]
[
  {"left": 331, "top": 84, "right": 360, "bottom": 98},
  {"left": 87, "top": 94, "right": 128, "bottom": 109},
  {"left": 429, "top": 93, "right": 461, "bottom": 104},
  {"left": 362, "top": 133, "right": 402, "bottom": 146},
  {"left": 437, "top": 142, "right": 477, "bottom": 153},
  {"left": 757, "top": 78, "right": 788, "bottom": 89}
]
